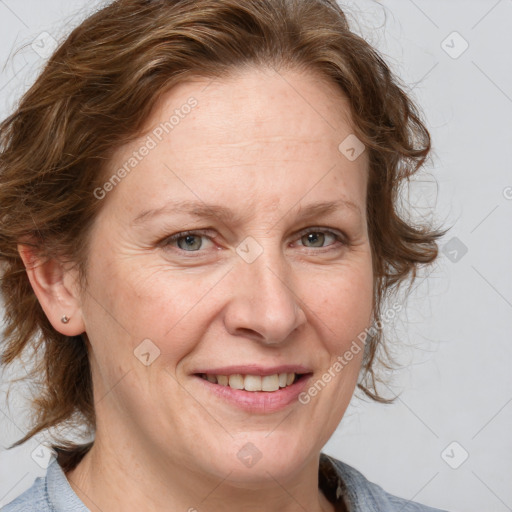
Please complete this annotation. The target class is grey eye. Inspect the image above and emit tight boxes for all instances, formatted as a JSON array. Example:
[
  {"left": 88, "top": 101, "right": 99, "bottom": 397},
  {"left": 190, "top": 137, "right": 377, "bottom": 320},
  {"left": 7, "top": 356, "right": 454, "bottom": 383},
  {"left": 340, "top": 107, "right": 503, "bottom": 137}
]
[
  {"left": 302, "top": 232, "right": 325, "bottom": 247},
  {"left": 176, "top": 234, "right": 204, "bottom": 251}
]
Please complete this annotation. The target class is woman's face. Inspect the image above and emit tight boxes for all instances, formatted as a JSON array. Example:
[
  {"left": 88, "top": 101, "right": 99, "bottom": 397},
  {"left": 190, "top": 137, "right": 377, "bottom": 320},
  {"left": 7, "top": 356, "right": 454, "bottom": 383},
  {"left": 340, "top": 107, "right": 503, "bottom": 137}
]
[{"left": 79, "top": 67, "right": 373, "bottom": 482}]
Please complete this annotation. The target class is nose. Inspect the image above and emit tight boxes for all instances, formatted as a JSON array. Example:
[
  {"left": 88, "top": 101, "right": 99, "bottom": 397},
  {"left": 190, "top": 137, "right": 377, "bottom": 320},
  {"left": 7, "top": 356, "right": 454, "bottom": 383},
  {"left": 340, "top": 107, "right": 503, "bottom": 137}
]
[{"left": 223, "top": 246, "right": 307, "bottom": 345}]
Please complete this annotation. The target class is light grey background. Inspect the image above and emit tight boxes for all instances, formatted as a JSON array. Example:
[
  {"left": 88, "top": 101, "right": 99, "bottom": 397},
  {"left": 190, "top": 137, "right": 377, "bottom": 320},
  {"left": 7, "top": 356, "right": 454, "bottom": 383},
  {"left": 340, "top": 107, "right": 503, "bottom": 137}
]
[{"left": 0, "top": 1, "right": 511, "bottom": 510}]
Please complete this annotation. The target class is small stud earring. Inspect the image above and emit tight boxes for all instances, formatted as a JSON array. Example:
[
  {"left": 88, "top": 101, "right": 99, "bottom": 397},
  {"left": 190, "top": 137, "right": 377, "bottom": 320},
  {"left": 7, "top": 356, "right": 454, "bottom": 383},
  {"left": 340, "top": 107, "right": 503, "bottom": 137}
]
[{"left": 61, "top": 315, "right": 70, "bottom": 324}]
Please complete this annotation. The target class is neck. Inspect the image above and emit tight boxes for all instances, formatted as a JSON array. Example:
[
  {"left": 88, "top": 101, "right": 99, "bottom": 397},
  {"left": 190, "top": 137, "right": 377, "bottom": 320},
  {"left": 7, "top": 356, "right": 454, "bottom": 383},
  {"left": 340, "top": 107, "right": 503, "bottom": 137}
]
[{"left": 65, "top": 433, "right": 335, "bottom": 512}]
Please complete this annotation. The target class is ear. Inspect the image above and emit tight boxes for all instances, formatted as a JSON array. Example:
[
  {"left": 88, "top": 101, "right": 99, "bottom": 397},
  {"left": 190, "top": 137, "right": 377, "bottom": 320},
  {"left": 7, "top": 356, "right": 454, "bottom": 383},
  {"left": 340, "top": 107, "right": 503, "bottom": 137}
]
[{"left": 17, "top": 244, "right": 86, "bottom": 336}]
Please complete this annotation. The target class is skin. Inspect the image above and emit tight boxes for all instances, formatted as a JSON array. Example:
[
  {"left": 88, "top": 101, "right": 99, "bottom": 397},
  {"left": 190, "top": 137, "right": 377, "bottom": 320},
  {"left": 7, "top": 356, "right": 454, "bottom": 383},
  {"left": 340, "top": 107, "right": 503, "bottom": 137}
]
[{"left": 19, "top": 66, "right": 373, "bottom": 512}]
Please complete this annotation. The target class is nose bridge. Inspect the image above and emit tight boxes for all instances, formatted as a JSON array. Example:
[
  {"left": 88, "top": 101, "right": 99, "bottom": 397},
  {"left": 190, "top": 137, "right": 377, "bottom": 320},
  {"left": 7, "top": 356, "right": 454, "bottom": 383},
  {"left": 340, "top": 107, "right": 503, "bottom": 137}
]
[
  {"left": 251, "top": 245, "right": 293, "bottom": 305},
  {"left": 226, "top": 236, "right": 305, "bottom": 343}
]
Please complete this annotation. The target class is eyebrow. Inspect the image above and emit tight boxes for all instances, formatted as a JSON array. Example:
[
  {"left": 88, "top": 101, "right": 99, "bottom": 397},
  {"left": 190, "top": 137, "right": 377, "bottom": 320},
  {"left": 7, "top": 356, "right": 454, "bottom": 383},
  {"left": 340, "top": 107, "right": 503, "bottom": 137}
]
[{"left": 131, "top": 198, "right": 362, "bottom": 226}]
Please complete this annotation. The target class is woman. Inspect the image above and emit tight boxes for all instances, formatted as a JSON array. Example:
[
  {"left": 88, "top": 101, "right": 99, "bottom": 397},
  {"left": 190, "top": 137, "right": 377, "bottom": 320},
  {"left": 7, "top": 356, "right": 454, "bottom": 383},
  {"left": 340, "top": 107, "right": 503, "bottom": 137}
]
[{"left": 0, "top": 0, "right": 448, "bottom": 510}]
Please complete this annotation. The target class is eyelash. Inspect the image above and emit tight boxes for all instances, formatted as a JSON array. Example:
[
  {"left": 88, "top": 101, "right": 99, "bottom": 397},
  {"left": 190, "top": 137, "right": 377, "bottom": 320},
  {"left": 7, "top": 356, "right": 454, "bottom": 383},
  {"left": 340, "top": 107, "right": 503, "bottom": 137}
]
[{"left": 159, "top": 227, "right": 348, "bottom": 256}]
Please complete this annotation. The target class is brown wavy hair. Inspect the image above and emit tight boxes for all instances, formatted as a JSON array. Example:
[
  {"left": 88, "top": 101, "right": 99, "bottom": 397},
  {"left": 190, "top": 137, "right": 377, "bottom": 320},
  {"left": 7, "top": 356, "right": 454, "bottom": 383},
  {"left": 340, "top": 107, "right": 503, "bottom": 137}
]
[{"left": 0, "top": 0, "right": 446, "bottom": 467}]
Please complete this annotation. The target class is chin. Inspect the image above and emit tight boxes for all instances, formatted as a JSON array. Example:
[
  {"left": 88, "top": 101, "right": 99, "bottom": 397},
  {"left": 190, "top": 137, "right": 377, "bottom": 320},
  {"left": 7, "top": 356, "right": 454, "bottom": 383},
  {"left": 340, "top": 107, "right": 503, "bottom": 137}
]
[{"left": 196, "top": 430, "right": 319, "bottom": 486}]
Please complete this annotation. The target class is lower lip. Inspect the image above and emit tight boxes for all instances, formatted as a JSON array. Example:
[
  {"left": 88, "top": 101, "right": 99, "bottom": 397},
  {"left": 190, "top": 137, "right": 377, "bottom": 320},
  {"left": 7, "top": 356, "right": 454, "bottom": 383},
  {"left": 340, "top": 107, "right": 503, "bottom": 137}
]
[{"left": 193, "top": 375, "right": 312, "bottom": 413}]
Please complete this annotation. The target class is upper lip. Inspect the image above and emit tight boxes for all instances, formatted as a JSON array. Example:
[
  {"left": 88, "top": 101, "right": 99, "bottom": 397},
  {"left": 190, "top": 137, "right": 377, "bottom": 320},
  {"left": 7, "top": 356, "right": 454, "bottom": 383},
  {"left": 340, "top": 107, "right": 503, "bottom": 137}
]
[{"left": 193, "top": 365, "right": 312, "bottom": 376}]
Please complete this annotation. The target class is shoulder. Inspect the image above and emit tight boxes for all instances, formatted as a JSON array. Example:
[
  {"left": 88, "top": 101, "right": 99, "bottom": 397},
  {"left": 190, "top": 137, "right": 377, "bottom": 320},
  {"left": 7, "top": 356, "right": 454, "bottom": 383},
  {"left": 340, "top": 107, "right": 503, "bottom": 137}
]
[
  {"left": 0, "top": 474, "right": 51, "bottom": 512},
  {"left": 1, "top": 458, "right": 88, "bottom": 512},
  {"left": 322, "top": 453, "right": 449, "bottom": 512}
]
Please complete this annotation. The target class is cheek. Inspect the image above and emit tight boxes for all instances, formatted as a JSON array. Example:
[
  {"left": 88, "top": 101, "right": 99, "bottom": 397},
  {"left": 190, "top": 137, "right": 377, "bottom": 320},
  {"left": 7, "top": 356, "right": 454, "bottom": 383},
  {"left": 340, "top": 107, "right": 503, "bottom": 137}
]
[
  {"left": 306, "top": 259, "right": 374, "bottom": 346},
  {"left": 84, "top": 234, "right": 199, "bottom": 337},
  {"left": 296, "top": 260, "right": 372, "bottom": 435},
  {"left": 83, "top": 256, "right": 227, "bottom": 379}
]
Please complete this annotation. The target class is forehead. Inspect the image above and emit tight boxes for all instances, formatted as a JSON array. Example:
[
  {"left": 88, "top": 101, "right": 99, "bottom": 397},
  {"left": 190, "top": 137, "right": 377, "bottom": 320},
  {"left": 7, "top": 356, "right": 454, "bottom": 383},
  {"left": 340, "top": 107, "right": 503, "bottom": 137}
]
[
  {"left": 101, "top": 66, "right": 368, "bottom": 222},
  {"left": 145, "top": 66, "right": 355, "bottom": 144}
]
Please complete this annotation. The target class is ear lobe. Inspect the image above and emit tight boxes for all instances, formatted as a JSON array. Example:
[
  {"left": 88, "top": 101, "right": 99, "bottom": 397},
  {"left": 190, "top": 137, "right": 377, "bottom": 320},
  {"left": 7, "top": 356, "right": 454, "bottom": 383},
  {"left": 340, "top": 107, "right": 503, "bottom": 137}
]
[{"left": 17, "top": 244, "right": 86, "bottom": 336}]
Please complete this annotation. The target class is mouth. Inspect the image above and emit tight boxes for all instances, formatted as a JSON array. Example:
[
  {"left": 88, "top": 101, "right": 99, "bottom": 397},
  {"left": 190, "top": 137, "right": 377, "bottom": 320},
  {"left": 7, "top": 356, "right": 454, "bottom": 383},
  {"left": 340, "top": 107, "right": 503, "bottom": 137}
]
[
  {"left": 196, "top": 372, "right": 305, "bottom": 392},
  {"left": 192, "top": 367, "right": 313, "bottom": 413}
]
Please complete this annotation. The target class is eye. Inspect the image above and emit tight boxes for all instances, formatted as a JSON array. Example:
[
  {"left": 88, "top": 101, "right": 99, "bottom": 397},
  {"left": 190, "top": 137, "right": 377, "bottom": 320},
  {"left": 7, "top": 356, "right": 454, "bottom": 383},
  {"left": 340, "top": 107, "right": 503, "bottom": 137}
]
[
  {"left": 161, "top": 230, "right": 214, "bottom": 252},
  {"left": 295, "top": 228, "right": 346, "bottom": 250}
]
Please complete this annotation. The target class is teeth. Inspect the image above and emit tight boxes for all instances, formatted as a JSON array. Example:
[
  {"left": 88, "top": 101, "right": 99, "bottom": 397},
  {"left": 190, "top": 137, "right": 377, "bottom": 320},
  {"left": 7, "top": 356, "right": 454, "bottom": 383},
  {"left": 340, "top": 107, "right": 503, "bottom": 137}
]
[
  {"left": 201, "top": 373, "right": 298, "bottom": 392},
  {"left": 262, "top": 374, "right": 279, "bottom": 391},
  {"left": 244, "top": 375, "right": 262, "bottom": 391},
  {"left": 217, "top": 375, "right": 229, "bottom": 386},
  {"left": 228, "top": 374, "right": 244, "bottom": 389}
]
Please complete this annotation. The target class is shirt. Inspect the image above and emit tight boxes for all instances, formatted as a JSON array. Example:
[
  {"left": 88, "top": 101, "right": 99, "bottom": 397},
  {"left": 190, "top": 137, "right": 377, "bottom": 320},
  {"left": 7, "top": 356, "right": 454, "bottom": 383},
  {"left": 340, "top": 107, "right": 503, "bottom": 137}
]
[{"left": 1, "top": 452, "right": 449, "bottom": 511}]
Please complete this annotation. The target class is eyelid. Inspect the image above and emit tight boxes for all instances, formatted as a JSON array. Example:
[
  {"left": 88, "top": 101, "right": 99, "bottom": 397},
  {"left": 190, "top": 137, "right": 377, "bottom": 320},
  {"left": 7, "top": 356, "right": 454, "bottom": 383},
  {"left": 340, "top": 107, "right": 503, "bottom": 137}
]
[
  {"left": 159, "top": 229, "right": 215, "bottom": 250},
  {"left": 294, "top": 226, "right": 347, "bottom": 243}
]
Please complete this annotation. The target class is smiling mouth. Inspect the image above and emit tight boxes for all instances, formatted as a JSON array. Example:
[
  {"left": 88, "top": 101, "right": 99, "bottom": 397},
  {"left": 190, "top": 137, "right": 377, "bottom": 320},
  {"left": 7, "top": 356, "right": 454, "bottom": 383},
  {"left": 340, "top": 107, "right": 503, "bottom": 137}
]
[{"left": 196, "top": 372, "right": 306, "bottom": 392}]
